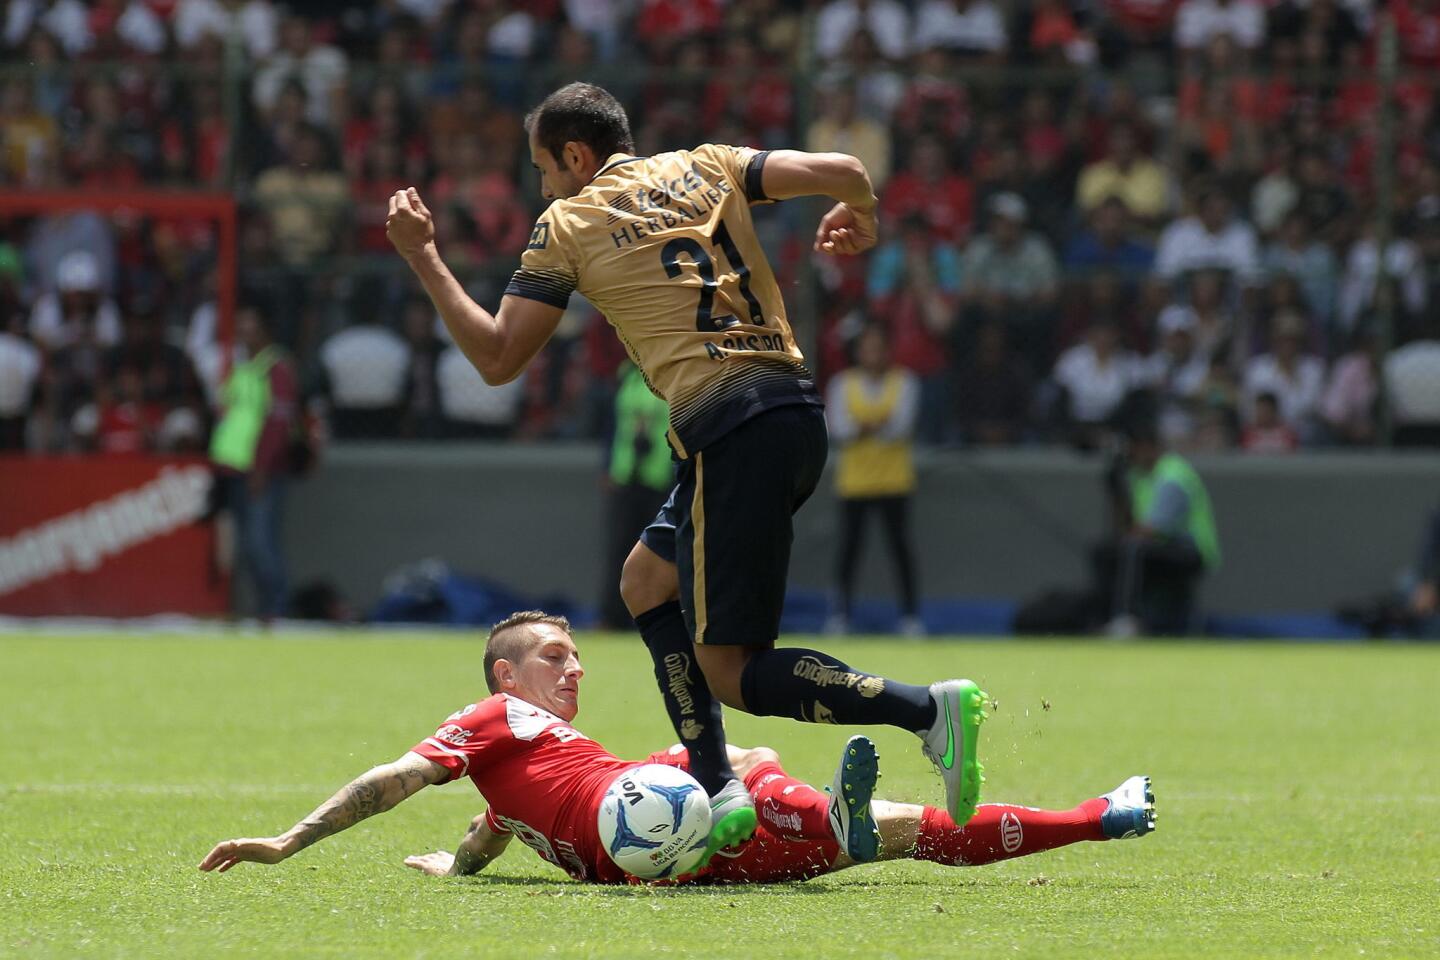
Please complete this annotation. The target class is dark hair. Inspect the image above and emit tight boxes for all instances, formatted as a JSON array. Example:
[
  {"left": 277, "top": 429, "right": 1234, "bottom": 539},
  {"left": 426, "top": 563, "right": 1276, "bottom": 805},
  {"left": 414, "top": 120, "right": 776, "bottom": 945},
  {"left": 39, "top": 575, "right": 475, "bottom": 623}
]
[
  {"left": 1117, "top": 389, "right": 1161, "bottom": 445},
  {"left": 524, "top": 83, "right": 634, "bottom": 164},
  {"left": 483, "top": 610, "right": 573, "bottom": 694}
]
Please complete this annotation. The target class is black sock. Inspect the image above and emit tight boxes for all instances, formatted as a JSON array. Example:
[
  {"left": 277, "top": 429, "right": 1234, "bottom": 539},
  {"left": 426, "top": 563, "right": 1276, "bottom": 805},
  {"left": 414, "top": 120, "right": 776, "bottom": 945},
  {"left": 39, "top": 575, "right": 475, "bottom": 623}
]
[
  {"left": 739, "top": 647, "right": 937, "bottom": 732},
  {"left": 635, "top": 601, "right": 736, "bottom": 794}
]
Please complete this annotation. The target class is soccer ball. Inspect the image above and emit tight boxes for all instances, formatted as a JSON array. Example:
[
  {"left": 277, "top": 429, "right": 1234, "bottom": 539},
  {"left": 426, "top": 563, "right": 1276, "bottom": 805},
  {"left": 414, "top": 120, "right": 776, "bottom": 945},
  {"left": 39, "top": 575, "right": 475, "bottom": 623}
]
[{"left": 596, "top": 764, "right": 713, "bottom": 879}]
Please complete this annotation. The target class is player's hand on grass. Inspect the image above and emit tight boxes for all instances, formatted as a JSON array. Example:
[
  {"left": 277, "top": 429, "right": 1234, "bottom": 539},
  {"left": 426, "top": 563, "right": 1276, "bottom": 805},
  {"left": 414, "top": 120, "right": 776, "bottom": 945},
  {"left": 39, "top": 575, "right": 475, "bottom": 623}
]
[
  {"left": 814, "top": 201, "right": 878, "bottom": 256},
  {"left": 198, "top": 837, "right": 292, "bottom": 872},
  {"left": 386, "top": 187, "right": 436, "bottom": 261},
  {"left": 403, "top": 850, "right": 456, "bottom": 877}
]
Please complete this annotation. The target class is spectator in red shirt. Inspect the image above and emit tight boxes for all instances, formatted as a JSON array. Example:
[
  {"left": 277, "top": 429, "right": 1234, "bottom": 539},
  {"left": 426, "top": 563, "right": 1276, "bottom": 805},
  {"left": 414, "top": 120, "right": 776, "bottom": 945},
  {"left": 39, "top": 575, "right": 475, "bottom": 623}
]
[
  {"left": 955, "top": 319, "right": 1034, "bottom": 445},
  {"left": 428, "top": 133, "right": 530, "bottom": 265},
  {"left": 868, "top": 216, "right": 961, "bottom": 380},
  {"left": 701, "top": 34, "right": 792, "bottom": 142},
  {"left": 1241, "top": 391, "right": 1299, "bottom": 452},
  {"left": 1029, "top": 0, "right": 1089, "bottom": 63},
  {"left": 1020, "top": 91, "right": 1069, "bottom": 171},
  {"left": 636, "top": 0, "right": 723, "bottom": 58},
  {"left": 343, "top": 83, "right": 427, "bottom": 186},
  {"left": 1079, "top": 82, "right": 1157, "bottom": 165},
  {"left": 353, "top": 136, "right": 410, "bottom": 254},
  {"left": 892, "top": 48, "right": 973, "bottom": 143},
  {"left": 427, "top": 80, "right": 522, "bottom": 175},
  {"left": 1176, "top": 35, "right": 1264, "bottom": 176},
  {"left": 1393, "top": 0, "right": 1440, "bottom": 68},
  {"left": 881, "top": 135, "right": 975, "bottom": 245},
  {"left": 92, "top": 363, "right": 161, "bottom": 456},
  {"left": 1098, "top": 0, "right": 1180, "bottom": 66}
]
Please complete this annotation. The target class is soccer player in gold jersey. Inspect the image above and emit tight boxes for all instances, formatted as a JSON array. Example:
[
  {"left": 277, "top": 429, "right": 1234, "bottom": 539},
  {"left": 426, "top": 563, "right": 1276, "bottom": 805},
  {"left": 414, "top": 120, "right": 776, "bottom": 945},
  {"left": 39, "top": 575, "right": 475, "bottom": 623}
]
[{"left": 387, "top": 83, "right": 988, "bottom": 864}]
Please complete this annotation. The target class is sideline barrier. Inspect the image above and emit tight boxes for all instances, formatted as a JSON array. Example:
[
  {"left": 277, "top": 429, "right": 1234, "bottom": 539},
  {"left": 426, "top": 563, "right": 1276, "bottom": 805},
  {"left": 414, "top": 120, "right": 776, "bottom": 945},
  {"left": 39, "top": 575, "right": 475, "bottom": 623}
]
[{"left": 0, "top": 456, "right": 227, "bottom": 617}]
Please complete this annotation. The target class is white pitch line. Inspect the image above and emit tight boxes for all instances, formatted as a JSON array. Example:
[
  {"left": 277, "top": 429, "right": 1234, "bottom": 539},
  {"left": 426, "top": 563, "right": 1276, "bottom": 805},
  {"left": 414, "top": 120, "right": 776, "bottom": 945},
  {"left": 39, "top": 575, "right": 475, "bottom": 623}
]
[
  {"left": 0, "top": 782, "right": 480, "bottom": 798},
  {"left": 4, "top": 783, "right": 1439, "bottom": 804}
]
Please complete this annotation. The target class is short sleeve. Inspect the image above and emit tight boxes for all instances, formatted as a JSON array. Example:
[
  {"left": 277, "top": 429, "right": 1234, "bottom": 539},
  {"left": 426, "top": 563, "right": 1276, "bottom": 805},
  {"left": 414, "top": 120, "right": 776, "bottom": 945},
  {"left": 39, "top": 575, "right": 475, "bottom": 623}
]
[
  {"left": 693, "top": 143, "right": 774, "bottom": 205},
  {"left": 642, "top": 744, "right": 692, "bottom": 770},
  {"left": 410, "top": 699, "right": 509, "bottom": 784},
  {"left": 504, "top": 216, "right": 578, "bottom": 309}
]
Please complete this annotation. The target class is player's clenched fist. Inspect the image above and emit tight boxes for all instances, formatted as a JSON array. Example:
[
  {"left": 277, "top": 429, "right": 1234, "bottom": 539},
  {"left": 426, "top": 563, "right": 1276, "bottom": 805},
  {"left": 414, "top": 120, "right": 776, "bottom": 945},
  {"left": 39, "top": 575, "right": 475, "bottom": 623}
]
[
  {"left": 814, "top": 201, "right": 878, "bottom": 256},
  {"left": 386, "top": 187, "right": 436, "bottom": 261}
]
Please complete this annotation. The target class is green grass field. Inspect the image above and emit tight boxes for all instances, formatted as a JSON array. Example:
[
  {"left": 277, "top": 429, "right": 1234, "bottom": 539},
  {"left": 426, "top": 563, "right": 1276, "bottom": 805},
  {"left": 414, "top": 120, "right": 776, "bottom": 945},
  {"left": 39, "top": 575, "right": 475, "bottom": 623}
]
[{"left": 1, "top": 629, "right": 1437, "bottom": 959}]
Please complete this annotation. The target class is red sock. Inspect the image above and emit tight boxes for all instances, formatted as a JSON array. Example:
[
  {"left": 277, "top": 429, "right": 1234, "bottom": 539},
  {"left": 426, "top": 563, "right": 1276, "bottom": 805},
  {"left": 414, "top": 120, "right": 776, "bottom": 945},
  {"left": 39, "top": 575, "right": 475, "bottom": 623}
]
[
  {"left": 743, "top": 761, "right": 832, "bottom": 843},
  {"left": 914, "top": 799, "right": 1108, "bottom": 866}
]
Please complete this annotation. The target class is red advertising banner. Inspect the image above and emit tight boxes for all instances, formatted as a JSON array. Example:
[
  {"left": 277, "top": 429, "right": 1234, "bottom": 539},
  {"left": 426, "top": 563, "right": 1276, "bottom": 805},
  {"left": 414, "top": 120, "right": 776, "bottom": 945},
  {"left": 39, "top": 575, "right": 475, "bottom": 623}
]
[{"left": 0, "top": 456, "right": 228, "bottom": 617}]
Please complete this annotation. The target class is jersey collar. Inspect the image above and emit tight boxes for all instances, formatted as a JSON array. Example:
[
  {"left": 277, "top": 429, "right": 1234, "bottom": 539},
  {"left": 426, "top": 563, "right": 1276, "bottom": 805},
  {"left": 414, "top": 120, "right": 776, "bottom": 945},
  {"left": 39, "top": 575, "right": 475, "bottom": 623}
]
[{"left": 592, "top": 153, "right": 646, "bottom": 180}]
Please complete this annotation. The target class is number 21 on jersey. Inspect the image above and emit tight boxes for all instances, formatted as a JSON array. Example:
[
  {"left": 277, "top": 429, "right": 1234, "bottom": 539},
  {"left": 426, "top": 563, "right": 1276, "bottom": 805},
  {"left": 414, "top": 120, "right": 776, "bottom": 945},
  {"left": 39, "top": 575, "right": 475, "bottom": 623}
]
[{"left": 659, "top": 221, "right": 765, "bottom": 332}]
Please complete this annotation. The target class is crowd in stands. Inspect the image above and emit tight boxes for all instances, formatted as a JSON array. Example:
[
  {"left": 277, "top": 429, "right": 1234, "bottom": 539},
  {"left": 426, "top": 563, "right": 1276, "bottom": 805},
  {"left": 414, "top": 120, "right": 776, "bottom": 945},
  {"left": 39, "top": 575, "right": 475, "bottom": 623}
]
[{"left": 3, "top": 0, "right": 1440, "bottom": 453}]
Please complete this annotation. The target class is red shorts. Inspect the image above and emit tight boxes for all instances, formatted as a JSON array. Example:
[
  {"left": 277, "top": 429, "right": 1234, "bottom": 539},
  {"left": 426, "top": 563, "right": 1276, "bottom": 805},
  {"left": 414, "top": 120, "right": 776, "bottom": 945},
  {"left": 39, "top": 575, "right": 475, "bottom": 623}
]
[{"left": 640, "top": 748, "right": 841, "bottom": 885}]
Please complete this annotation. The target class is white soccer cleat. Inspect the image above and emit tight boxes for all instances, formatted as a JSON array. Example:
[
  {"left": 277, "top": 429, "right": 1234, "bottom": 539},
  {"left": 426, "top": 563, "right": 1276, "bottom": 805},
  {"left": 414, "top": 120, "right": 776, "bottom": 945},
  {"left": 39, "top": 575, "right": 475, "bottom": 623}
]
[
  {"left": 918, "top": 679, "right": 989, "bottom": 825},
  {"left": 695, "top": 778, "right": 757, "bottom": 869},
  {"left": 1099, "top": 775, "right": 1157, "bottom": 839}
]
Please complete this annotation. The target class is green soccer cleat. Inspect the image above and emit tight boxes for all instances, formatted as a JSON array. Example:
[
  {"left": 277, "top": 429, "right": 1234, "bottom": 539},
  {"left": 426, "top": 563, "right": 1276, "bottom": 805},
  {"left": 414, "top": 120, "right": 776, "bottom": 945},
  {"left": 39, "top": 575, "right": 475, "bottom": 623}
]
[
  {"left": 918, "top": 679, "right": 989, "bottom": 825},
  {"left": 828, "top": 735, "right": 882, "bottom": 862},
  {"left": 695, "top": 779, "right": 757, "bottom": 870}
]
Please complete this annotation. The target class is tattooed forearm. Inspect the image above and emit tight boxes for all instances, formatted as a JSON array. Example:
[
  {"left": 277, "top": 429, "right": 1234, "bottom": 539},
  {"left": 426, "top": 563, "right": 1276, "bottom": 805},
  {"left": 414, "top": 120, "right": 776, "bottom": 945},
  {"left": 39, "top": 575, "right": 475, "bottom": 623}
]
[
  {"left": 283, "top": 755, "right": 444, "bottom": 855},
  {"left": 451, "top": 816, "right": 510, "bottom": 876},
  {"left": 451, "top": 822, "right": 490, "bottom": 875},
  {"left": 290, "top": 779, "right": 383, "bottom": 852}
]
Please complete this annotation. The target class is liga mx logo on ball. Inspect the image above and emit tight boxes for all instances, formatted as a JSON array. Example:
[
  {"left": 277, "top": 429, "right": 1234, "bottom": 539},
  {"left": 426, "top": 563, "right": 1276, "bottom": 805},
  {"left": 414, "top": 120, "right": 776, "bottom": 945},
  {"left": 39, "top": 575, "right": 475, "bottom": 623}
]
[{"left": 597, "top": 764, "right": 712, "bottom": 879}]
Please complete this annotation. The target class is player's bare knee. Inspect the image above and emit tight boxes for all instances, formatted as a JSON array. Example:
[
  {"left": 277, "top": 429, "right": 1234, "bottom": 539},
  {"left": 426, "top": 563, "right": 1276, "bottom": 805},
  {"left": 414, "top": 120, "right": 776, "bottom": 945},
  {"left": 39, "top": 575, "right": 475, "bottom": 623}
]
[
  {"left": 730, "top": 745, "right": 780, "bottom": 779},
  {"left": 748, "top": 746, "right": 781, "bottom": 768},
  {"left": 470, "top": 814, "right": 488, "bottom": 832},
  {"left": 620, "top": 542, "right": 679, "bottom": 616}
]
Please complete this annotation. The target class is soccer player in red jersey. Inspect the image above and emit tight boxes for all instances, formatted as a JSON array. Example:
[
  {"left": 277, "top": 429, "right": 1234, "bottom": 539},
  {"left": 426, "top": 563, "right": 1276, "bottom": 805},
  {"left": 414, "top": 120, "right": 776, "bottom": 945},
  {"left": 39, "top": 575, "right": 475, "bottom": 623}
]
[{"left": 199, "top": 612, "right": 1154, "bottom": 884}]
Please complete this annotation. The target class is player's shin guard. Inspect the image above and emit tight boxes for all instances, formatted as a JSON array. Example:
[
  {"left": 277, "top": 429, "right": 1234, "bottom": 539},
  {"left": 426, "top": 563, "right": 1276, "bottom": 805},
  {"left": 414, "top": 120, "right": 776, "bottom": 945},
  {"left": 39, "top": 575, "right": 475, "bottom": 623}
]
[
  {"left": 738, "top": 647, "right": 936, "bottom": 731},
  {"left": 636, "top": 600, "right": 735, "bottom": 794},
  {"left": 912, "top": 799, "right": 1108, "bottom": 866},
  {"left": 744, "top": 761, "right": 832, "bottom": 843}
]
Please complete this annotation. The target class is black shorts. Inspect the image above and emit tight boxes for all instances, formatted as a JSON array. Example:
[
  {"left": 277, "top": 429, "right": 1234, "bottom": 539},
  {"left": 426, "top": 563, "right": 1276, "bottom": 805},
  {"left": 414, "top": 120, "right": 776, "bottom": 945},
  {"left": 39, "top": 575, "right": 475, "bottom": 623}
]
[{"left": 640, "top": 404, "right": 827, "bottom": 646}]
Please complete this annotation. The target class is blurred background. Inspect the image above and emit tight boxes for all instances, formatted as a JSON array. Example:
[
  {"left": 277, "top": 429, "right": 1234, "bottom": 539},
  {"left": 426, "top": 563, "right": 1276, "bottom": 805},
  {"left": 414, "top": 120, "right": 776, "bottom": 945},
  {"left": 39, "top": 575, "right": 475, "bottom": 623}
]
[{"left": 1, "top": 0, "right": 1438, "bottom": 638}]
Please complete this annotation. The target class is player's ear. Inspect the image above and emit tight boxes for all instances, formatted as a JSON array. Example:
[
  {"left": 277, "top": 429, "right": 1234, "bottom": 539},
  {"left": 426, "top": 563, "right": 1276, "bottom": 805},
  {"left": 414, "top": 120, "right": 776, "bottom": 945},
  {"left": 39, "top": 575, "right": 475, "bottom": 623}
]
[
  {"left": 492, "top": 659, "right": 516, "bottom": 691},
  {"left": 562, "top": 140, "right": 591, "bottom": 175}
]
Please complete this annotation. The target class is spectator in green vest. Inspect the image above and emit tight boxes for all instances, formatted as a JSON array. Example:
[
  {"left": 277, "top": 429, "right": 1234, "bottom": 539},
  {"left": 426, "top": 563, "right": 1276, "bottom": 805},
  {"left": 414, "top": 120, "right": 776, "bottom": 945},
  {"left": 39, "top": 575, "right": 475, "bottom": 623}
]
[
  {"left": 210, "top": 305, "right": 299, "bottom": 621},
  {"left": 597, "top": 364, "right": 674, "bottom": 629},
  {"left": 1094, "top": 405, "right": 1221, "bottom": 636}
]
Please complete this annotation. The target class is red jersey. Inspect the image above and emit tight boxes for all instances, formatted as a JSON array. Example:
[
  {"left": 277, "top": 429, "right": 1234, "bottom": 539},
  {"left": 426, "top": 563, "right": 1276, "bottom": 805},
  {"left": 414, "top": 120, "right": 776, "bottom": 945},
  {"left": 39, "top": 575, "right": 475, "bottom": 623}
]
[
  {"left": 411, "top": 693, "right": 637, "bottom": 883},
  {"left": 411, "top": 694, "right": 840, "bottom": 885}
]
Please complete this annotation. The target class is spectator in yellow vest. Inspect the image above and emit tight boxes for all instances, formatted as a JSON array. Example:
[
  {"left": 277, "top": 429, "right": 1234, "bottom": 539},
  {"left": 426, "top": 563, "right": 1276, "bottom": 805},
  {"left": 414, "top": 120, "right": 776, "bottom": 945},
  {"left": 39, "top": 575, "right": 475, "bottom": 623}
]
[{"left": 826, "top": 325, "right": 923, "bottom": 636}]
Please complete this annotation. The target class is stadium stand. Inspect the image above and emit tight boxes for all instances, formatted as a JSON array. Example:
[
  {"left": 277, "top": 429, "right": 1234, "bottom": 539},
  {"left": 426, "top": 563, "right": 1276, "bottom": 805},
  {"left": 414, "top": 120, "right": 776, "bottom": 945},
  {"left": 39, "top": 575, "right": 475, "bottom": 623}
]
[{"left": 0, "top": 0, "right": 1436, "bottom": 452}]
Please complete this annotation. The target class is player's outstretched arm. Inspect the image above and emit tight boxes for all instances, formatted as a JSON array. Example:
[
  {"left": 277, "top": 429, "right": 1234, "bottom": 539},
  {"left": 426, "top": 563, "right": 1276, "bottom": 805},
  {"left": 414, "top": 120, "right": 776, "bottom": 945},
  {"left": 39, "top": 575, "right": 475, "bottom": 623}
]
[
  {"left": 404, "top": 813, "right": 514, "bottom": 878},
  {"left": 199, "top": 752, "right": 448, "bottom": 873},
  {"left": 755, "top": 150, "right": 879, "bottom": 257},
  {"left": 386, "top": 187, "right": 564, "bottom": 385}
]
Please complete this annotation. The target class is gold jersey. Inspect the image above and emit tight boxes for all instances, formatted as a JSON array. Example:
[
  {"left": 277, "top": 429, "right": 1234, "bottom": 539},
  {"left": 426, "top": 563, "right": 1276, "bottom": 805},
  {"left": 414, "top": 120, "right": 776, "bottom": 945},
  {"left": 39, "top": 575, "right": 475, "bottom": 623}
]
[{"left": 504, "top": 144, "right": 820, "bottom": 458}]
